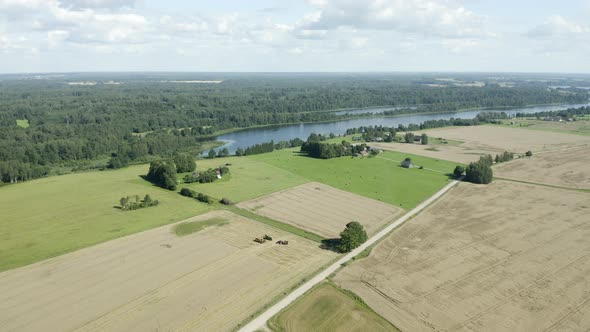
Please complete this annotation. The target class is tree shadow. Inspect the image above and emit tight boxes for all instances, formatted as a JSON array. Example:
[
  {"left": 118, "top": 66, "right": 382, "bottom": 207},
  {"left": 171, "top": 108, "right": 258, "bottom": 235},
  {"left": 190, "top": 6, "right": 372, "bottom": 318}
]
[{"left": 319, "top": 238, "right": 342, "bottom": 253}]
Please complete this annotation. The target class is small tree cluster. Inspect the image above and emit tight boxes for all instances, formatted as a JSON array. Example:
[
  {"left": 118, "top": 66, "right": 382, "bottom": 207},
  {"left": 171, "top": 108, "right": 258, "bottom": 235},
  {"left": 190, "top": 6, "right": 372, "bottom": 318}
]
[
  {"left": 179, "top": 188, "right": 212, "bottom": 204},
  {"left": 119, "top": 194, "right": 159, "bottom": 211},
  {"left": 404, "top": 132, "right": 415, "bottom": 143},
  {"left": 146, "top": 160, "right": 177, "bottom": 190},
  {"left": 338, "top": 221, "right": 368, "bottom": 253},
  {"left": 183, "top": 166, "right": 230, "bottom": 184},
  {"left": 173, "top": 153, "right": 196, "bottom": 173},
  {"left": 465, "top": 156, "right": 493, "bottom": 184},
  {"left": 494, "top": 151, "right": 514, "bottom": 163}
]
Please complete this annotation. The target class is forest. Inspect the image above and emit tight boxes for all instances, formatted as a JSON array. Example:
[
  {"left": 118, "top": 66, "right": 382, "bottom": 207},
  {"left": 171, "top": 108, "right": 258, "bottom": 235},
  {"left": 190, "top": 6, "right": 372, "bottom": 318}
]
[{"left": 0, "top": 73, "right": 588, "bottom": 184}]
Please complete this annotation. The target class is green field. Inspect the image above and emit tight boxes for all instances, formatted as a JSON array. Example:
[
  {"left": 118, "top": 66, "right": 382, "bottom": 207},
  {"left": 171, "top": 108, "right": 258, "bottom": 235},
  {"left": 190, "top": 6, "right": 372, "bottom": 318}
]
[
  {"left": 268, "top": 282, "right": 398, "bottom": 332},
  {"left": 16, "top": 119, "right": 30, "bottom": 128},
  {"left": 0, "top": 146, "right": 456, "bottom": 272},
  {"left": 173, "top": 217, "right": 228, "bottom": 236},
  {"left": 0, "top": 164, "right": 211, "bottom": 272},
  {"left": 250, "top": 148, "right": 457, "bottom": 209},
  {"left": 182, "top": 156, "right": 308, "bottom": 203}
]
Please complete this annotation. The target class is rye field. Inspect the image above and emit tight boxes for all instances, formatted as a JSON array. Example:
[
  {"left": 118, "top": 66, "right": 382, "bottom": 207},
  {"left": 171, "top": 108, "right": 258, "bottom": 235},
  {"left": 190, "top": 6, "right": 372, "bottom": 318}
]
[
  {"left": 335, "top": 181, "right": 590, "bottom": 331},
  {"left": 0, "top": 211, "right": 336, "bottom": 332},
  {"left": 238, "top": 182, "right": 403, "bottom": 239}
]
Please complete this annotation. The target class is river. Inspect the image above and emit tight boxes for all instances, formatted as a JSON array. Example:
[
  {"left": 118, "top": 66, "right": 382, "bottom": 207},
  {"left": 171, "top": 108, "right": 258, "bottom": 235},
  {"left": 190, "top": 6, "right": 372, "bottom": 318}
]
[{"left": 212, "top": 102, "right": 590, "bottom": 154}]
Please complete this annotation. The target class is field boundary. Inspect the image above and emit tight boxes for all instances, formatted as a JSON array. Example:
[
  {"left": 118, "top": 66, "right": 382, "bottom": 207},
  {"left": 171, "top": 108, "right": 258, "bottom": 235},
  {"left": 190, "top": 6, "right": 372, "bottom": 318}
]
[{"left": 494, "top": 177, "right": 590, "bottom": 193}]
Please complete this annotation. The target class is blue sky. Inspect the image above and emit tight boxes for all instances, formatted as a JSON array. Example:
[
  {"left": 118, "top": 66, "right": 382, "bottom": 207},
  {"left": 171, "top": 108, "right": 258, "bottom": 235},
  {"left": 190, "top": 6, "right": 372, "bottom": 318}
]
[{"left": 0, "top": 0, "right": 589, "bottom": 73}]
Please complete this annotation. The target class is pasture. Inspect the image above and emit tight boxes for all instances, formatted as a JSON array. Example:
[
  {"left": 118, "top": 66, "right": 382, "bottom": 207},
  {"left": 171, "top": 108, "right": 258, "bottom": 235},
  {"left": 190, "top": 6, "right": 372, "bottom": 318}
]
[
  {"left": 0, "top": 211, "right": 336, "bottom": 332},
  {"left": 494, "top": 146, "right": 590, "bottom": 189},
  {"left": 184, "top": 156, "right": 308, "bottom": 203},
  {"left": 335, "top": 181, "right": 590, "bottom": 331},
  {"left": 250, "top": 148, "right": 457, "bottom": 209},
  {"left": 0, "top": 164, "right": 211, "bottom": 272},
  {"left": 268, "top": 282, "right": 398, "bottom": 332},
  {"left": 238, "top": 182, "right": 403, "bottom": 239}
]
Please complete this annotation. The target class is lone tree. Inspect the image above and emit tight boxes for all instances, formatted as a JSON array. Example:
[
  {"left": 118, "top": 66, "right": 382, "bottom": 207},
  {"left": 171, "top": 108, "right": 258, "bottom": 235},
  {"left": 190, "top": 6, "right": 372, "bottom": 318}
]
[
  {"left": 525, "top": 150, "right": 533, "bottom": 157},
  {"left": 421, "top": 133, "right": 429, "bottom": 145},
  {"left": 404, "top": 132, "right": 415, "bottom": 143},
  {"left": 453, "top": 165, "right": 465, "bottom": 178},
  {"left": 338, "top": 221, "right": 368, "bottom": 253}
]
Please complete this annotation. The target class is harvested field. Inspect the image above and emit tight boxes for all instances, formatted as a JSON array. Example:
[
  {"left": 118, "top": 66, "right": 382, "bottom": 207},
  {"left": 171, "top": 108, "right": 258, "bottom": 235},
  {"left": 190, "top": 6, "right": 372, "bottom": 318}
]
[
  {"left": 238, "top": 182, "right": 403, "bottom": 239},
  {"left": 335, "top": 181, "right": 590, "bottom": 332},
  {"left": 269, "top": 282, "right": 399, "bottom": 332},
  {"left": 495, "top": 146, "right": 590, "bottom": 189},
  {"left": 0, "top": 211, "right": 336, "bottom": 332},
  {"left": 423, "top": 125, "right": 590, "bottom": 153},
  {"left": 371, "top": 142, "right": 485, "bottom": 164}
]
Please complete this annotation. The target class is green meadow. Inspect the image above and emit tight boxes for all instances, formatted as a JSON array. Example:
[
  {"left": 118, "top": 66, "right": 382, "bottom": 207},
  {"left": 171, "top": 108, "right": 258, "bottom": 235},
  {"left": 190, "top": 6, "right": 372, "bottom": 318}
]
[
  {"left": 250, "top": 148, "right": 457, "bottom": 209},
  {"left": 0, "top": 164, "right": 211, "bottom": 272},
  {"left": 0, "top": 146, "right": 457, "bottom": 271},
  {"left": 268, "top": 282, "right": 398, "bottom": 332}
]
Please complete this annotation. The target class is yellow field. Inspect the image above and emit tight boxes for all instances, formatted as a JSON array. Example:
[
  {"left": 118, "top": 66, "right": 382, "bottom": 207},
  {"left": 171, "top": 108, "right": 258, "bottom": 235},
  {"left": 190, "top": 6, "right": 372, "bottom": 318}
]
[
  {"left": 335, "top": 181, "right": 590, "bottom": 331},
  {"left": 373, "top": 125, "right": 590, "bottom": 163},
  {"left": 494, "top": 146, "right": 590, "bottom": 189},
  {"left": 0, "top": 211, "right": 336, "bottom": 332},
  {"left": 238, "top": 182, "right": 403, "bottom": 239}
]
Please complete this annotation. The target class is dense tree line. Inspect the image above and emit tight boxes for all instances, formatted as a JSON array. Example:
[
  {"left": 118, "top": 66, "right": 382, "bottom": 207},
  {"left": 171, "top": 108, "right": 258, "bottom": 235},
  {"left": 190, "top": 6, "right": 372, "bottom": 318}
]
[
  {"left": 179, "top": 188, "right": 213, "bottom": 204},
  {"left": 514, "top": 106, "right": 590, "bottom": 119},
  {"left": 1, "top": 74, "right": 587, "bottom": 184},
  {"left": 495, "top": 151, "right": 514, "bottom": 163}
]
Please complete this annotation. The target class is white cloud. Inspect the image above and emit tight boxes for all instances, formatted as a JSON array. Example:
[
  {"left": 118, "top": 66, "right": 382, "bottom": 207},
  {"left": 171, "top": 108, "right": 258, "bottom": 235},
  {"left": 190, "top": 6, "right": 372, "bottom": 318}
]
[
  {"left": 303, "top": 0, "right": 492, "bottom": 38},
  {"left": 528, "top": 15, "right": 590, "bottom": 39}
]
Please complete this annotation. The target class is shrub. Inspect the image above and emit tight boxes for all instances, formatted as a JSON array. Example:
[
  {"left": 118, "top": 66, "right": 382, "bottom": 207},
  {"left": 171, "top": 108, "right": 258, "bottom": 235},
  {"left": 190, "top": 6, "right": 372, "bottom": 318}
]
[
  {"left": 220, "top": 198, "right": 233, "bottom": 205},
  {"left": 525, "top": 150, "right": 533, "bottom": 157},
  {"left": 453, "top": 165, "right": 465, "bottom": 178}
]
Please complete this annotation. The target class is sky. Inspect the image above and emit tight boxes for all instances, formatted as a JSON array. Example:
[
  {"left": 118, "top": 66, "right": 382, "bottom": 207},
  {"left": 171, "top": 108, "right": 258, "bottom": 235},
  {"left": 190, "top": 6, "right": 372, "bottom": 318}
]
[{"left": 0, "top": 0, "right": 589, "bottom": 73}]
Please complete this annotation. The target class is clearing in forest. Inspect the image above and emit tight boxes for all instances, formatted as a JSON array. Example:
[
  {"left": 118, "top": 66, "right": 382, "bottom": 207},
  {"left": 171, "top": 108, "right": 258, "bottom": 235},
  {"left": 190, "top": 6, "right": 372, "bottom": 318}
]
[
  {"left": 238, "top": 182, "right": 403, "bottom": 239},
  {"left": 335, "top": 181, "right": 590, "bottom": 332},
  {"left": 0, "top": 211, "right": 336, "bottom": 332}
]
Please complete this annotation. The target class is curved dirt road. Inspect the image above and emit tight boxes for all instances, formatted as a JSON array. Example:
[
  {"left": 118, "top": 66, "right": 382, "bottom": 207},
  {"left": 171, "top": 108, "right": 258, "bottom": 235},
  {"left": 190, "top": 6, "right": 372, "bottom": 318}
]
[{"left": 239, "top": 178, "right": 462, "bottom": 332}]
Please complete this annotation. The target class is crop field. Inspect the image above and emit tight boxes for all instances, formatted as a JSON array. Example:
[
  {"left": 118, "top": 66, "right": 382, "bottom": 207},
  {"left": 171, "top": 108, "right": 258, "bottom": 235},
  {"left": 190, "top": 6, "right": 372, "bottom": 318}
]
[
  {"left": 371, "top": 142, "right": 484, "bottom": 164},
  {"left": 423, "top": 125, "right": 590, "bottom": 153},
  {"left": 185, "top": 156, "right": 308, "bottom": 203},
  {"left": 335, "top": 181, "right": 590, "bottom": 331},
  {"left": 494, "top": 146, "right": 590, "bottom": 189},
  {"left": 269, "top": 282, "right": 399, "bottom": 332},
  {"left": 0, "top": 164, "right": 212, "bottom": 272},
  {"left": 250, "top": 149, "right": 457, "bottom": 209},
  {"left": 501, "top": 118, "right": 590, "bottom": 136},
  {"left": 238, "top": 182, "right": 403, "bottom": 239},
  {"left": 0, "top": 211, "right": 336, "bottom": 332}
]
